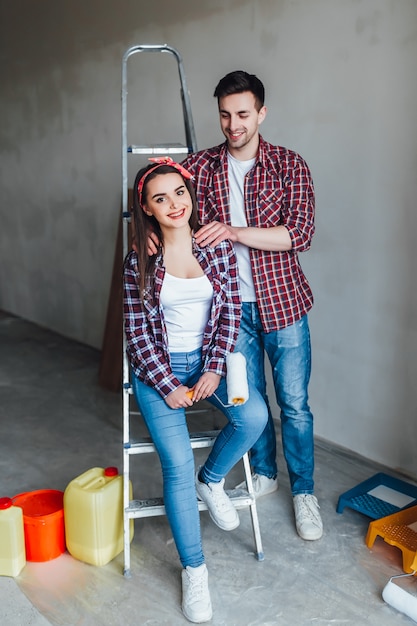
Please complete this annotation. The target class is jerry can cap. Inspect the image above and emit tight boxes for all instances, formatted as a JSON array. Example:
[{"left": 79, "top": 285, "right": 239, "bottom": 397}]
[
  {"left": 0, "top": 497, "right": 13, "bottom": 510},
  {"left": 104, "top": 467, "right": 118, "bottom": 477}
]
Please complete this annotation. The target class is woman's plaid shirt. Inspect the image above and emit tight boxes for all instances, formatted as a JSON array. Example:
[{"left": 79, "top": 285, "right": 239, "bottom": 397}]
[{"left": 123, "top": 239, "right": 241, "bottom": 399}]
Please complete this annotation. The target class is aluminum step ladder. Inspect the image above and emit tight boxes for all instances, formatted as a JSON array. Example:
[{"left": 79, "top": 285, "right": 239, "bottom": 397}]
[{"left": 121, "top": 44, "right": 264, "bottom": 578}]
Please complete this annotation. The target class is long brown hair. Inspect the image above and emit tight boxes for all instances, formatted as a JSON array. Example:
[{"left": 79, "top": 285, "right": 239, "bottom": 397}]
[{"left": 131, "top": 163, "right": 200, "bottom": 295}]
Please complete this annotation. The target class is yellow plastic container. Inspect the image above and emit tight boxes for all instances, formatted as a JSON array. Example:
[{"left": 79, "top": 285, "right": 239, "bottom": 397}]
[
  {"left": 0, "top": 497, "right": 26, "bottom": 577},
  {"left": 64, "top": 467, "right": 133, "bottom": 566}
]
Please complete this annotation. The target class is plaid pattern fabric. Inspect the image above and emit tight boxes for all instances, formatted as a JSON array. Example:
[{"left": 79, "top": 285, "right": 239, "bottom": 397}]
[
  {"left": 182, "top": 136, "right": 315, "bottom": 331},
  {"left": 123, "top": 239, "right": 241, "bottom": 399}
]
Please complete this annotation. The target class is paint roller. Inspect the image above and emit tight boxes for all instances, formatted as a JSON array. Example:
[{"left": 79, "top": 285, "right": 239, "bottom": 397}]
[
  {"left": 225, "top": 351, "right": 249, "bottom": 405},
  {"left": 186, "top": 351, "right": 249, "bottom": 406},
  {"left": 382, "top": 572, "right": 417, "bottom": 622}
]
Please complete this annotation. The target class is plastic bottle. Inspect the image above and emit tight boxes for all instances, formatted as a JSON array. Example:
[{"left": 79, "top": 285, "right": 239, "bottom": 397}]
[
  {"left": 0, "top": 497, "right": 26, "bottom": 576},
  {"left": 63, "top": 467, "right": 133, "bottom": 566}
]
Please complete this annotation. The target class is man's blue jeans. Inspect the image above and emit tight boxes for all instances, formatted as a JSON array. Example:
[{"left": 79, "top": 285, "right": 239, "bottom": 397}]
[
  {"left": 234, "top": 303, "right": 314, "bottom": 496},
  {"left": 130, "top": 347, "right": 268, "bottom": 568}
]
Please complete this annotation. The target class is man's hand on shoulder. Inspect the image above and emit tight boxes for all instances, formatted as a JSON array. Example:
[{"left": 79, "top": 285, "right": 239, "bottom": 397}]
[
  {"left": 194, "top": 221, "right": 237, "bottom": 248},
  {"left": 134, "top": 227, "right": 159, "bottom": 255},
  {"left": 147, "top": 230, "right": 159, "bottom": 256}
]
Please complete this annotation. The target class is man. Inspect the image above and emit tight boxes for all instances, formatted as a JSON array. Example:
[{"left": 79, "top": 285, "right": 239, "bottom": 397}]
[{"left": 181, "top": 70, "right": 323, "bottom": 541}]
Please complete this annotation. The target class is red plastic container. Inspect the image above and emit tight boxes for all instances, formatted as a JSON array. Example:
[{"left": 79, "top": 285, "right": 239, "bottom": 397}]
[{"left": 12, "top": 490, "right": 65, "bottom": 562}]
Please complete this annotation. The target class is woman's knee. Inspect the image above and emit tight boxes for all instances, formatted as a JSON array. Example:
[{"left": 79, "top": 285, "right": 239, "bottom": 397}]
[
  {"left": 236, "top": 399, "right": 268, "bottom": 436},
  {"left": 159, "top": 442, "right": 194, "bottom": 471},
  {"left": 163, "top": 454, "right": 195, "bottom": 483}
]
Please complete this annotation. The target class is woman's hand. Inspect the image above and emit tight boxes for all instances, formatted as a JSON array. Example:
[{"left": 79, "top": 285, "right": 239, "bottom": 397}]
[
  {"left": 188, "top": 372, "right": 221, "bottom": 403},
  {"left": 165, "top": 385, "right": 195, "bottom": 409}
]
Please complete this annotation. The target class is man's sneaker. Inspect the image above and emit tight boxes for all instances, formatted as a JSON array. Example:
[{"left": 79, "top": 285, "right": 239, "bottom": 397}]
[
  {"left": 195, "top": 472, "right": 240, "bottom": 531},
  {"left": 293, "top": 494, "right": 323, "bottom": 541},
  {"left": 181, "top": 563, "right": 212, "bottom": 623},
  {"left": 235, "top": 473, "right": 278, "bottom": 498}
]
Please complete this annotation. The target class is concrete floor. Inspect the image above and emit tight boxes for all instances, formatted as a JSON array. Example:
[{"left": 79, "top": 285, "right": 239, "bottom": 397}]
[{"left": 1, "top": 309, "right": 416, "bottom": 625}]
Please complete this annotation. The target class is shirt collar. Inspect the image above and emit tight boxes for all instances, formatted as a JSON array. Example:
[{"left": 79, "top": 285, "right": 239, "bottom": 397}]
[{"left": 219, "top": 135, "right": 269, "bottom": 169}]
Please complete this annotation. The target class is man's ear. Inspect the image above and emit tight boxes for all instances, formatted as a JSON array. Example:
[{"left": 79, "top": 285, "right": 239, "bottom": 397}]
[{"left": 258, "top": 105, "right": 267, "bottom": 125}]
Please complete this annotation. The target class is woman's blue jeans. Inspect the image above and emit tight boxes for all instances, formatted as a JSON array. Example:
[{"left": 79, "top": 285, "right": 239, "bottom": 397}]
[
  {"left": 234, "top": 303, "right": 315, "bottom": 496},
  {"left": 130, "top": 347, "right": 268, "bottom": 569}
]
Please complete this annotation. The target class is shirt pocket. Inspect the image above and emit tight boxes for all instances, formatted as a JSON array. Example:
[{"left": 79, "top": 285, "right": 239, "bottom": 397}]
[
  {"left": 203, "top": 188, "right": 224, "bottom": 222},
  {"left": 142, "top": 297, "right": 160, "bottom": 321},
  {"left": 212, "top": 271, "right": 229, "bottom": 294},
  {"left": 209, "top": 272, "right": 229, "bottom": 320},
  {"left": 255, "top": 187, "right": 285, "bottom": 227}
]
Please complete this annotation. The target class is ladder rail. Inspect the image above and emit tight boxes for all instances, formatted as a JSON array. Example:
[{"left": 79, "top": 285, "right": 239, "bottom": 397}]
[
  {"left": 122, "top": 44, "right": 197, "bottom": 155},
  {"left": 120, "top": 44, "right": 198, "bottom": 333},
  {"left": 121, "top": 43, "right": 197, "bottom": 239},
  {"left": 121, "top": 43, "right": 198, "bottom": 578}
]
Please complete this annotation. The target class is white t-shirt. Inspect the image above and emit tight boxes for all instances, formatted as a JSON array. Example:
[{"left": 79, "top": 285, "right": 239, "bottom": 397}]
[
  {"left": 228, "top": 152, "right": 257, "bottom": 302},
  {"left": 160, "top": 272, "right": 213, "bottom": 352}
]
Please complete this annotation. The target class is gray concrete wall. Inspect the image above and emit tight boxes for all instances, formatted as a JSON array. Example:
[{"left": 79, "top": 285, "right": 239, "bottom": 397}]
[{"left": 1, "top": 0, "right": 416, "bottom": 477}]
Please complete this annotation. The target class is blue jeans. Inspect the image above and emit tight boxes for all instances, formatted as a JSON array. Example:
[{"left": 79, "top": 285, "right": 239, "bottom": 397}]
[
  {"left": 130, "top": 348, "right": 268, "bottom": 568},
  {"left": 234, "top": 303, "right": 314, "bottom": 496}
]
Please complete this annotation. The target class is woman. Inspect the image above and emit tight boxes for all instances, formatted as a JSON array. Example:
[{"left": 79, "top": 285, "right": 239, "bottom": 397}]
[{"left": 123, "top": 157, "right": 267, "bottom": 623}]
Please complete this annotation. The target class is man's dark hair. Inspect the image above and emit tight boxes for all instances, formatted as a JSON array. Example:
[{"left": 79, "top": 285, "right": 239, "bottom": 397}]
[{"left": 213, "top": 70, "right": 265, "bottom": 110}]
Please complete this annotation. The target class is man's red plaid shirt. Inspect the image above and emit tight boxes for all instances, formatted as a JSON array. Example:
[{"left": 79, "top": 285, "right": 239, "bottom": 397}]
[{"left": 182, "top": 135, "right": 315, "bottom": 332}]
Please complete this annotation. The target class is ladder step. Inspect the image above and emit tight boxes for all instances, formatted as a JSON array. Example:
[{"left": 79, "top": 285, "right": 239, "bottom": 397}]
[
  {"left": 127, "top": 497, "right": 165, "bottom": 517},
  {"left": 126, "top": 489, "right": 255, "bottom": 519},
  {"left": 125, "top": 430, "right": 220, "bottom": 454},
  {"left": 128, "top": 143, "right": 192, "bottom": 155}
]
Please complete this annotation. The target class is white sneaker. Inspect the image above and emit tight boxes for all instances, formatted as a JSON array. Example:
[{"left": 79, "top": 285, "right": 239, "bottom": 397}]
[
  {"left": 196, "top": 472, "right": 240, "bottom": 531},
  {"left": 182, "top": 564, "right": 212, "bottom": 623},
  {"left": 235, "top": 473, "right": 278, "bottom": 498},
  {"left": 293, "top": 494, "right": 323, "bottom": 541}
]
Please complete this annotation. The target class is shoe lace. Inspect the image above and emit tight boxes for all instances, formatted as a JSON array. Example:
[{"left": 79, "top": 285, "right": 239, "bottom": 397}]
[
  {"left": 209, "top": 483, "right": 230, "bottom": 512},
  {"left": 297, "top": 495, "right": 320, "bottom": 524},
  {"left": 186, "top": 571, "right": 206, "bottom": 601}
]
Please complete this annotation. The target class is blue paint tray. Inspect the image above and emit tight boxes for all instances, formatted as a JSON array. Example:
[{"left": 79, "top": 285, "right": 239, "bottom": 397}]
[{"left": 337, "top": 472, "right": 417, "bottom": 519}]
